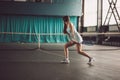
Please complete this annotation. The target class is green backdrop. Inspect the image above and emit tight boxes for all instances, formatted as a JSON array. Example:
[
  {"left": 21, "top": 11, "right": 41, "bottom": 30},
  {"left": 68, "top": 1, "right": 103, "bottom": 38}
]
[{"left": 0, "top": 15, "right": 78, "bottom": 43}]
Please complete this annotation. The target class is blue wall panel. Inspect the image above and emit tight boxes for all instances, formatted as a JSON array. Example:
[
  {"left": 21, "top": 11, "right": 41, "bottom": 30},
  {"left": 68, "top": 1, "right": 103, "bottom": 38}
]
[{"left": 0, "top": 0, "right": 82, "bottom": 16}]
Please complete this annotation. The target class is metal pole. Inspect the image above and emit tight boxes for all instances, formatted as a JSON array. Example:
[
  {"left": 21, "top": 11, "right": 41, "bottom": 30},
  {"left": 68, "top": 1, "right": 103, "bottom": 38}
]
[
  {"left": 38, "top": 33, "right": 40, "bottom": 49},
  {"left": 80, "top": 0, "right": 84, "bottom": 33},
  {"left": 97, "top": 0, "right": 103, "bottom": 44}
]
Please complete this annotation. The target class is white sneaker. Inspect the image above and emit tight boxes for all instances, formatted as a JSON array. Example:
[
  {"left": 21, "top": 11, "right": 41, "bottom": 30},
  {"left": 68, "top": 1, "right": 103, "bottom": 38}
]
[
  {"left": 61, "top": 59, "right": 70, "bottom": 64},
  {"left": 87, "top": 58, "right": 95, "bottom": 65}
]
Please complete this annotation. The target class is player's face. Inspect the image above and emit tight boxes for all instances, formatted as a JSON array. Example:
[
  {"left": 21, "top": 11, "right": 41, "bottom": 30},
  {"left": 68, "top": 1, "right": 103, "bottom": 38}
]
[{"left": 64, "top": 21, "right": 68, "bottom": 25}]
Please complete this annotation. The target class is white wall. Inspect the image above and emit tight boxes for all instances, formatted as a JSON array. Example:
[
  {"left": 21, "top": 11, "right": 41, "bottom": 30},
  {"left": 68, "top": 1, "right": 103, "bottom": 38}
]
[{"left": 84, "top": 0, "right": 120, "bottom": 27}]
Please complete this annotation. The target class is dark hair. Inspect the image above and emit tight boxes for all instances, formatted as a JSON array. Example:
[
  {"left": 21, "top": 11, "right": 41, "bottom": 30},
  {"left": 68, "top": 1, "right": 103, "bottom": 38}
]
[
  {"left": 63, "top": 16, "right": 70, "bottom": 34},
  {"left": 63, "top": 16, "right": 70, "bottom": 22},
  {"left": 63, "top": 23, "right": 67, "bottom": 34}
]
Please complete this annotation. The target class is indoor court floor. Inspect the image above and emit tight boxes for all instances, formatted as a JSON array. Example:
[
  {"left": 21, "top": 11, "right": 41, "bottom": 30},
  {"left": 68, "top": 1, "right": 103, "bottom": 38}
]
[{"left": 0, "top": 43, "right": 120, "bottom": 80}]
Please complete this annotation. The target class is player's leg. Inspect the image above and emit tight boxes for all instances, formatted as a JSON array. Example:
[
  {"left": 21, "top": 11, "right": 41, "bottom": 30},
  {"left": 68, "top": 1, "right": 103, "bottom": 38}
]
[
  {"left": 76, "top": 43, "right": 94, "bottom": 64},
  {"left": 61, "top": 41, "right": 75, "bottom": 63}
]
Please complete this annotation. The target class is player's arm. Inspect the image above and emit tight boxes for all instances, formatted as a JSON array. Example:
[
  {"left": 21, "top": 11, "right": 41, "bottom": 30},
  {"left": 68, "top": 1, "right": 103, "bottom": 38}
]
[{"left": 69, "top": 23, "right": 75, "bottom": 37}]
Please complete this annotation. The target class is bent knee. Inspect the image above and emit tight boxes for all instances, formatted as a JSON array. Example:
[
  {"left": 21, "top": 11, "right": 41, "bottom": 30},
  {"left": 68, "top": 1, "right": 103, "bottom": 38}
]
[
  {"left": 78, "top": 50, "right": 84, "bottom": 54},
  {"left": 64, "top": 44, "right": 68, "bottom": 48},
  {"left": 64, "top": 41, "right": 74, "bottom": 48}
]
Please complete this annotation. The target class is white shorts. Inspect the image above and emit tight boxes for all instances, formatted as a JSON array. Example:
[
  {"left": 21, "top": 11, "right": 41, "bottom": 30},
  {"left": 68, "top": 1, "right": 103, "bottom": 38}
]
[{"left": 67, "top": 32, "right": 83, "bottom": 43}]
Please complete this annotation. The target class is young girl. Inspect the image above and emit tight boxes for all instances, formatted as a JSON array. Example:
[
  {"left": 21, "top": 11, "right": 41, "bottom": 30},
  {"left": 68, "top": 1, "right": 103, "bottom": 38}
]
[{"left": 61, "top": 16, "right": 94, "bottom": 64}]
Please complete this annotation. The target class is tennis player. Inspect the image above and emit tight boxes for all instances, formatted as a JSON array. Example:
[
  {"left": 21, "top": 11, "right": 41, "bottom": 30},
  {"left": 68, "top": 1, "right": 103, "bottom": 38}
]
[{"left": 61, "top": 16, "right": 94, "bottom": 64}]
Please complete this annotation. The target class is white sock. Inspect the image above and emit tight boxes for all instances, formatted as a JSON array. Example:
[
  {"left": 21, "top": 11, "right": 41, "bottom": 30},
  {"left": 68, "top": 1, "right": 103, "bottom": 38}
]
[{"left": 66, "top": 58, "right": 69, "bottom": 60}]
